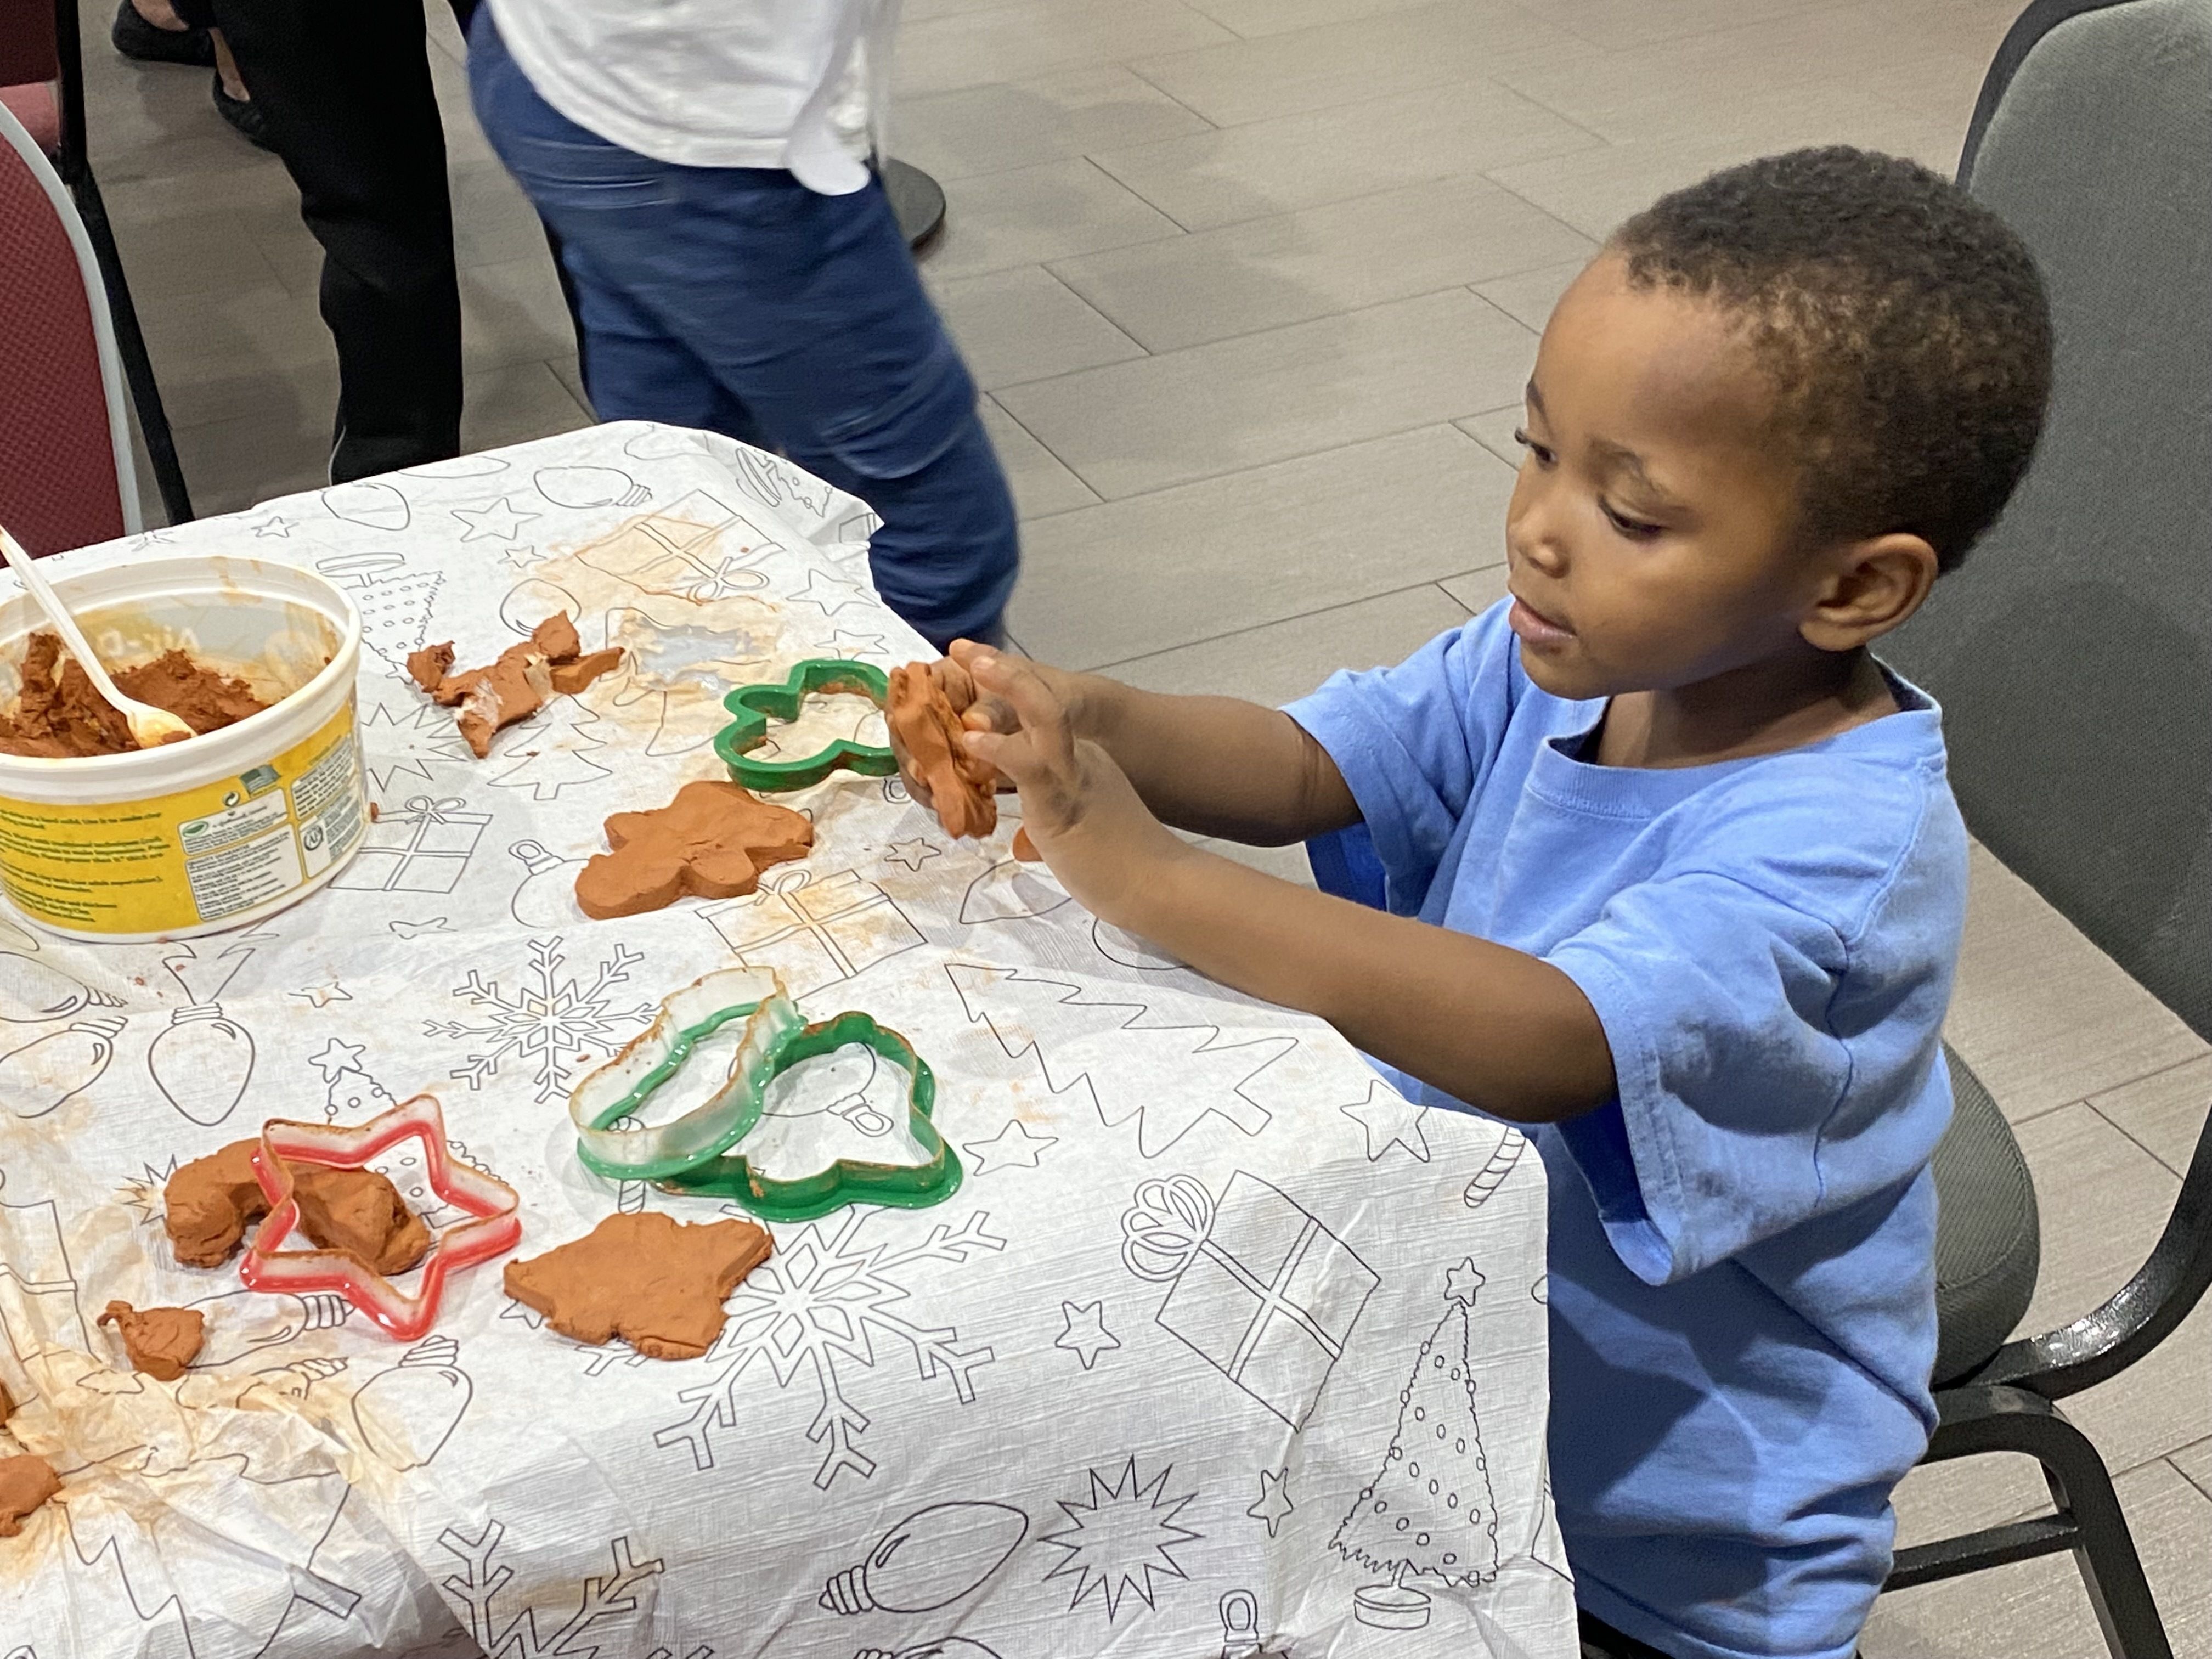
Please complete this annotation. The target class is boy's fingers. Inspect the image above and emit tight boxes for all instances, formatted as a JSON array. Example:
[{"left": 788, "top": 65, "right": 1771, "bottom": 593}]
[{"left": 966, "top": 652, "right": 1073, "bottom": 761}]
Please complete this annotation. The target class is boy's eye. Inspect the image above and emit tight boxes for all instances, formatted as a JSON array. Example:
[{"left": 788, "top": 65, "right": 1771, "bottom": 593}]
[
  {"left": 1511, "top": 427, "right": 1555, "bottom": 465},
  {"left": 1601, "top": 501, "right": 1664, "bottom": 540}
]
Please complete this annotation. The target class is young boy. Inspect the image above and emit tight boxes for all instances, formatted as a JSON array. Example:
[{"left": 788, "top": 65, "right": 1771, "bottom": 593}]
[{"left": 901, "top": 148, "right": 2052, "bottom": 1658}]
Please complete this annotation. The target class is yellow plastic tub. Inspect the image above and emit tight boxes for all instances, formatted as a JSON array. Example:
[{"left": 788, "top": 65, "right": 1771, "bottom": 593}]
[{"left": 0, "top": 556, "right": 368, "bottom": 941}]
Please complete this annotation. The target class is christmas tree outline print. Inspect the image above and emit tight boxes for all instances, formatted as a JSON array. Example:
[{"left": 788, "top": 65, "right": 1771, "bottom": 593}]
[
  {"left": 947, "top": 964, "right": 1291, "bottom": 1158},
  {"left": 1330, "top": 1257, "right": 1502, "bottom": 1629}
]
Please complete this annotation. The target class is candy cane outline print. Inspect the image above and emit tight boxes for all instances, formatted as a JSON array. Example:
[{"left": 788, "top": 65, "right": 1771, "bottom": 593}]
[{"left": 1120, "top": 1170, "right": 1378, "bottom": 1430}]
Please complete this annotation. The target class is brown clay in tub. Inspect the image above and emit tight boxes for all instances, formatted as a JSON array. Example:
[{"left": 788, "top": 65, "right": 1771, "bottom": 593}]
[
  {"left": 504, "top": 1211, "right": 773, "bottom": 1361},
  {"left": 0, "top": 1455, "right": 61, "bottom": 1537},
  {"left": 888, "top": 660, "right": 998, "bottom": 840},
  {"left": 573, "top": 778, "right": 812, "bottom": 919},
  {"left": 0, "top": 632, "right": 271, "bottom": 758},
  {"left": 98, "top": 1300, "right": 205, "bottom": 1381}
]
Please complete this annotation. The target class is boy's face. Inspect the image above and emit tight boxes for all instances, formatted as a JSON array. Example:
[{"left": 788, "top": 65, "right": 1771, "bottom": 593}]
[{"left": 1504, "top": 255, "right": 1829, "bottom": 703}]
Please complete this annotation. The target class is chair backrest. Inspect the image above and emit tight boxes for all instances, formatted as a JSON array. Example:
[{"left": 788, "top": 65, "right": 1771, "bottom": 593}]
[
  {"left": 1891, "top": 0, "right": 2212, "bottom": 1398},
  {"left": 0, "top": 0, "right": 59, "bottom": 88},
  {"left": 1886, "top": 0, "right": 2212, "bottom": 1040},
  {"left": 0, "top": 100, "right": 138, "bottom": 554}
]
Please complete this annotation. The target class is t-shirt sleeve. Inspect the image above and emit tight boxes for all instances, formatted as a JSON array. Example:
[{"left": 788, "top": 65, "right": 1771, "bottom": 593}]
[
  {"left": 1542, "top": 778, "right": 1955, "bottom": 1285},
  {"left": 1284, "top": 600, "right": 1521, "bottom": 916}
]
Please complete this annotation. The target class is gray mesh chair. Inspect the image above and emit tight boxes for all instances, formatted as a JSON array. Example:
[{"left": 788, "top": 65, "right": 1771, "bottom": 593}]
[{"left": 1878, "top": 2, "right": 2212, "bottom": 1654}]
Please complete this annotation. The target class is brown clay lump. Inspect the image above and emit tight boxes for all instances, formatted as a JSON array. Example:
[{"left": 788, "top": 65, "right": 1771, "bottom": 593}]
[
  {"left": 888, "top": 659, "right": 998, "bottom": 840},
  {"left": 0, "top": 1455, "right": 61, "bottom": 1537},
  {"left": 0, "top": 631, "right": 271, "bottom": 758},
  {"left": 0, "top": 1380, "right": 14, "bottom": 1425},
  {"left": 164, "top": 1138, "right": 273, "bottom": 1267},
  {"left": 573, "top": 778, "right": 812, "bottom": 920},
  {"left": 504, "top": 1211, "right": 773, "bottom": 1361},
  {"left": 163, "top": 1138, "right": 431, "bottom": 1274},
  {"left": 407, "top": 613, "right": 624, "bottom": 759},
  {"left": 292, "top": 1161, "right": 432, "bottom": 1276},
  {"left": 98, "top": 1300, "right": 205, "bottom": 1381}
]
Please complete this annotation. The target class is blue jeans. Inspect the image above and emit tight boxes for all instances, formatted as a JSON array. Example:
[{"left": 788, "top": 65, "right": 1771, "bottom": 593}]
[{"left": 468, "top": 10, "right": 1017, "bottom": 648}]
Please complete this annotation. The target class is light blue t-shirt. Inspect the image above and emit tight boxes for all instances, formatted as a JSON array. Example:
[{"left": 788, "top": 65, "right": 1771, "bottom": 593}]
[{"left": 1286, "top": 600, "right": 1966, "bottom": 1659}]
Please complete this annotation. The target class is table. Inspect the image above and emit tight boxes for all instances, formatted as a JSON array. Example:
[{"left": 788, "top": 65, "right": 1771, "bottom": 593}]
[{"left": 0, "top": 423, "right": 1573, "bottom": 1659}]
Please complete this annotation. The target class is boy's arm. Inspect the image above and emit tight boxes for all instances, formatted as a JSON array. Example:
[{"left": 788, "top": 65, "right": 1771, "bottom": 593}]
[{"left": 964, "top": 653, "right": 1615, "bottom": 1124}]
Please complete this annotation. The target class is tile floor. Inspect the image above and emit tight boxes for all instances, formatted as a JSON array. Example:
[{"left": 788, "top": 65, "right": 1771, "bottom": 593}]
[{"left": 82, "top": 0, "right": 2210, "bottom": 1651}]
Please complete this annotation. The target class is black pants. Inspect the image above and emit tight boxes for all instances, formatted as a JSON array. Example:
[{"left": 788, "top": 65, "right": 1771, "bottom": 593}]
[
  {"left": 172, "top": 0, "right": 466, "bottom": 480},
  {"left": 1579, "top": 1610, "right": 1678, "bottom": 1659}
]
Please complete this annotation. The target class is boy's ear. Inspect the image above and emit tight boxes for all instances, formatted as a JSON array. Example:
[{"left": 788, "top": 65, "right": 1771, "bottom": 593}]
[{"left": 1800, "top": 532, "right": 1940, "bottom": 651}]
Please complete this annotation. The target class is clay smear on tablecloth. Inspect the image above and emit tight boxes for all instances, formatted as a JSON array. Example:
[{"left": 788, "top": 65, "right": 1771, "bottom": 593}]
[
  {"left": 163, "top": 1138, "right": 431, "bottom": 1274},
  {"left": 407, "top": 612, "right": 623, "bottom": 759},
  {"left": 504, "top": 1211, "right": 773, "bottom": 1361},
  {"left": 574, "top": 778, "right": 812, "bottom": 919},
  {"left": 0, "top": 1380, "right": 14, "bottom": 1425},
  {"left": 0, "top": 631, "right": 270, "bottom": 758},
  {"left": 0, "top": 1455, "right": 61, "bottom": 1537},
  {"left": 97, "top": 1301, "right": 205, "bottom": 1381}
]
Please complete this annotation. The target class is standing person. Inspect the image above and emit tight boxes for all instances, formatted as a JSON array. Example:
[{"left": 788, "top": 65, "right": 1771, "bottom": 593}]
[
  {"left": 167, "top": 0, "right": 465, "bottom": 481},
  {"left": 467, "top": 0, "right": 1019, "bottom": 652}
]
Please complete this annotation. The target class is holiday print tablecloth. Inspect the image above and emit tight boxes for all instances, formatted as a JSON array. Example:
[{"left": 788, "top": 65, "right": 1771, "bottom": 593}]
[{"left": 0, "top": 424, "right": 1572, "bottom": 1659}]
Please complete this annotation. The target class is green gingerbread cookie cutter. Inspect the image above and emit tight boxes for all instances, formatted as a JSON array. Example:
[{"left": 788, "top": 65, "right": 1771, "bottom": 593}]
[
  {"left": 714, "top": 658, "right": 897, "bottom": 791},
  {"left": 571, "top": 967, "right": 802, "bottom": 1183},
  {"left": 655, "top": 1012, "right": 964, "bottom": 1223}
]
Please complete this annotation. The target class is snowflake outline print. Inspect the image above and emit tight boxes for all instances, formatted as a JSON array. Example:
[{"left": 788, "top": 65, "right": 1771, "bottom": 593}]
[
  {"left": 1039, "top": 1454, "right": 1203, "bottom": 1624},
  {"left": 427, "top": 936, "right": 654, "bottom": 1103},
  {"left": 654, "top": 1205, "right": 1005, "bottom": 1488},
  {"left": 438, "top": 1518, "right": 663, "bottom": 1659}
]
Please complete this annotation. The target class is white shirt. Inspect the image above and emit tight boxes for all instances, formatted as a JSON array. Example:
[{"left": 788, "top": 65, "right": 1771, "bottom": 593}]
[{"left": 482, "top": 0, "right": 894, "bottom": 195}]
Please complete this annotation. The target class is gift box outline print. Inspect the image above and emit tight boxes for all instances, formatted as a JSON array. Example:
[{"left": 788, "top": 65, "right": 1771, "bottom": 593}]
[
  {"left": 700, "top": 866, "right": 926, "bottom": 997},
  {"left": 330, "top": 795, "right": 489, "bottom": 895},
  {"left": 1122, "top": 1170, "right": 1378, "bottom": 1430}
]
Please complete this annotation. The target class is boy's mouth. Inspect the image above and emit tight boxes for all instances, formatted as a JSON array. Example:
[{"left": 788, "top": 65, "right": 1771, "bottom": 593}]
[{"left": 1508, "top": 592, "right": 1575, "bottom": 646}]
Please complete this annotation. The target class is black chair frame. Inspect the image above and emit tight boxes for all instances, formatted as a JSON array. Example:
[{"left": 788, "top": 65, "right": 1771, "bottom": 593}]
[
  {"left": 1880, "top": 9, "right": 2212, "bottom": 1653},
  {"left": 50, "top": 0, "right": 194, "bottom": 526}
]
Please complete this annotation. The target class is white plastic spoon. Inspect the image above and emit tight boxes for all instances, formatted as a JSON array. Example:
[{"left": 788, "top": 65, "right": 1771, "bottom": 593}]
[{"left": 1, "top": 526, "right": 194, "bottom": 748}]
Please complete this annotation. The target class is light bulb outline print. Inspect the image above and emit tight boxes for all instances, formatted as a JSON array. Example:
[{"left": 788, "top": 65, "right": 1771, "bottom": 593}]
[
  {"left": 0, "top": 1015, "right": 122, "bottom": 1118},
  {"left": 148, "top": 940, "right": 257, "bottom": 1126},
  {"left": 819, "top": 1500, "right": 1029, "bottom": 1616},
  {"left": 0, "top": 949, "right": 124, "bottom": 1024}
]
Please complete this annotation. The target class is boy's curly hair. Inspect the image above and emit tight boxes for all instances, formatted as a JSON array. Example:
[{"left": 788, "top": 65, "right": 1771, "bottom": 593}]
[{"left": 1610, "top": 146, "right": 2052, "bottom": 572}]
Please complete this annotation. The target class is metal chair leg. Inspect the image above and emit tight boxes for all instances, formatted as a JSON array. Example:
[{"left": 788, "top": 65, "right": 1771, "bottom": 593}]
[
  {"left": 68, "top": 168, "right": 195, "bottom": 527},
  {"left": 1887, "top": 1386, "right": 2170, "bottom": 1659}
]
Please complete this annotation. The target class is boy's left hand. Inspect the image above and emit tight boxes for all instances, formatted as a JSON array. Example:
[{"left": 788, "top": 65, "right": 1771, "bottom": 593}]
[{"left": 958, "top": 649, "right": 1190, "bottom": 923}]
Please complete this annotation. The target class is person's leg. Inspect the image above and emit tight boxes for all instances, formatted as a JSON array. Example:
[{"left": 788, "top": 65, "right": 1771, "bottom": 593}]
[
  {"left": 469, "top": 8, "right": 1013, "bottom": 647},
  {"left": 202, "top": 0, "right": 462, "bottom": 479},
  {"left": 465, "top": 7, "right": 730, "bottom": 438},
  {"left": 667, "top": 173, "right": 1017, "bottom": 648}
]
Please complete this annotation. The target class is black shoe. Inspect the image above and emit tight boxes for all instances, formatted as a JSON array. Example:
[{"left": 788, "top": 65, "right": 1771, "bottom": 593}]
[
  {"left": 211, "top": 75, "right": 273, "bottom": 151},
  {"left": 111, "top": 0, "right": 215, "bottom": 67}
]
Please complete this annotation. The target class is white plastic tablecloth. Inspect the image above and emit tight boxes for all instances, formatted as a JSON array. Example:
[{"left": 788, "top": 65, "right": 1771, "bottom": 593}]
[{"left": 0, "top": 423, "right": 1573, "bottom": 1659}]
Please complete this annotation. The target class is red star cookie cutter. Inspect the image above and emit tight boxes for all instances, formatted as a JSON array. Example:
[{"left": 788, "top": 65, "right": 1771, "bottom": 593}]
[{"left": 239, "top": 1094, "right": 522, "bottom": 1341}]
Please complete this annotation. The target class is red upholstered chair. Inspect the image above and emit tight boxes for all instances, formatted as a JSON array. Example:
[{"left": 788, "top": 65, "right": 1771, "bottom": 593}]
[
  {"left": 0, "top": 100, "right": 142, "bottom": 554},
  {"left": 0, "top": 0, "right": 193, "bottom": 528}
]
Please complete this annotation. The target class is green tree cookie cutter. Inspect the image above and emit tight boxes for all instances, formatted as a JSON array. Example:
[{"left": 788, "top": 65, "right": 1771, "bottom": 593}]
[
  {"left": 571, "top": 967, "right": 802, "bottom": 1183},
  {"left": 714, "top": 658, "right": 898, "bottom": 791},
  {"left": 655, "top": 1012, "right": 964, "bottom": 1223}
]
